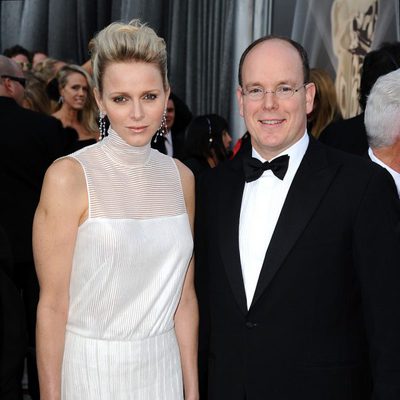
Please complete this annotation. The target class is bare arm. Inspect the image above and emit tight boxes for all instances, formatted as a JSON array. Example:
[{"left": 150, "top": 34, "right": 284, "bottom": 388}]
[
  {"left": 33, "top": 158, "right": 87, "bottom": 400},
  {"left": 174, "top": 160, "right": 199, "bottom": 400}
]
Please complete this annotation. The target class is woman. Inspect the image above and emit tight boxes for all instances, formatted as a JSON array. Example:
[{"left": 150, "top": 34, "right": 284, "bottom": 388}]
[
  {"left": 307, "top": 68, "right": 342, "bottom": 138},
  {"left": 52, "top": 64, "right": 98, "bottom": 144},
  {"left": 33, "top": 20, "right": 198, "bottom": 400},
  {"left": 184, "top": 114, "right": 232, "bottom": 177}
]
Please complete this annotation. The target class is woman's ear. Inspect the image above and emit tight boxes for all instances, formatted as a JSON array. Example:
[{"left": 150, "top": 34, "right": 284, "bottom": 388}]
[{"left": 93, "top": 87, "right": 104, "bottom": 113}]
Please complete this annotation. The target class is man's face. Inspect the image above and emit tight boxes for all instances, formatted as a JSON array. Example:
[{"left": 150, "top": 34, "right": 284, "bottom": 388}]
[
  {"left": 237, "top": 39, "right": 315, "bottom": 160},
  {"left": 12, "top": 54, "right": 31, "bottom": 71},
  {"left": 165, "top": 98, "right": 175, "bottom": 130},
  {"left": 5, "top": 63, "right": 26, "bottom": 106}
]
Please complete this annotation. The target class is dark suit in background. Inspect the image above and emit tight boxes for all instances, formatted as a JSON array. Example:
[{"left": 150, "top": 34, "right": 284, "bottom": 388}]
[
  {"left": 0, "top": 226, "right": 27, "bottom": 400},
  {"left": 0, "top": 96, "right": 76, "bottom": 399},
  {"left": 151, "top": 92, "right": 192, "bottom": 160},
  {"left": 319, "top": 113, "right": 368, "bottom": 155}
]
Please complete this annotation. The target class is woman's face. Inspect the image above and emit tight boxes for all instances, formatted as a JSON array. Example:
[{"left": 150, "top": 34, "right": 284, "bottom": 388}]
[
  {"left": 222, "top": 130, "right": 233, "bottom": 150},
  {"left": 61, "top": 72, "right": 88, "bottom": 110},
  {"left": 95, "top": 61, "right": 169, "bottom": 147}
]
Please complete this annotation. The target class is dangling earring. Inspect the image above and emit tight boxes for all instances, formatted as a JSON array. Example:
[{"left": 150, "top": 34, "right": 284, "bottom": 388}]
[
  {"left": 58, "top": 96, "right": 64, "bottom": 104},
  {"left": 99, "top": 111, "right": 106, "bottom": 140},
  {"left": 154, "top": 109, "right": 167, "bottom": 143}
]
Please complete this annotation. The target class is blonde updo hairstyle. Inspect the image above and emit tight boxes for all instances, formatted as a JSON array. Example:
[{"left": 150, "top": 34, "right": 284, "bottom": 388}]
[{"left": 89, "top": 19, "right": 169, "bottom": 95}]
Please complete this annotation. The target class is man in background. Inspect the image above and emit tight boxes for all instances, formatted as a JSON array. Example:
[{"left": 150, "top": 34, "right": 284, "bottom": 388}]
[
  {"left": 0, "top": 55, "right": 75, "bottom": 399},
  {"left": 365, "top": 68, "right": 400, "bottom": 196}
]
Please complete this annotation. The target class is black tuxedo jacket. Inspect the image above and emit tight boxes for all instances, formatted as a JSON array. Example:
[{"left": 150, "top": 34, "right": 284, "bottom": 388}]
[
  {"left": 195, "top": 138, "right": 400, "bottom": 400},
  {"left": 151, "top": 130, "right": 186, "bottom": 161},
  {"left": 319, "top": 113, "right": 368, "bottom": 156}
]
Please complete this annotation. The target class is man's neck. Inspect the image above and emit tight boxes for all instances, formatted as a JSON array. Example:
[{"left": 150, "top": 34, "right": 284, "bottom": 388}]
[{"left": 372, "top": 142, "right": 400, "bottom": 173}]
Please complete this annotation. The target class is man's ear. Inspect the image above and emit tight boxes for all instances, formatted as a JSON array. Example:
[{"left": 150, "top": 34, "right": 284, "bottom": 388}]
[
  {"left": 2, "top": 77, "right": 14, "bottom": 96},
  {"left": 305, "top": 82, "right": 316, "bottom": 115},
  {"left": 236, "top": 86, "right": 244, "bottom": 117}
]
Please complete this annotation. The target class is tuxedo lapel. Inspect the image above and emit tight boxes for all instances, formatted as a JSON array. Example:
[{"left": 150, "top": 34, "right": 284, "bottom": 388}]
[
  {"left": 251, "top": 140, "right": 341, "bottom": 308},
  {"left": 218, "top": 157, "right": 248, "bottom": 315}
]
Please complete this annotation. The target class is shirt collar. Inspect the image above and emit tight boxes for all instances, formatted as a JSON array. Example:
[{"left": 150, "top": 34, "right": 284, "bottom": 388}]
[
  {"left": 251, "top": 131, "right": 309, "bottom": 180},
  {"left": 369, "top": 147, "right": 400, "bottom": 197}
]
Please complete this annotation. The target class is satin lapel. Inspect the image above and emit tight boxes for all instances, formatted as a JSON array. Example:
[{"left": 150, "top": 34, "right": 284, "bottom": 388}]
[
  {"left": 218, "top": 157, "right": 248, "bottom": 315},
  {"left": 251, "top": 140, "right": 341, "bottom": 307}
]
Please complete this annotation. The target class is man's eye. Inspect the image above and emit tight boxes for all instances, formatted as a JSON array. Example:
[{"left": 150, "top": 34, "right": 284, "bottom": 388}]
[
  {"left": 113, "top": 96, "right": 127, "bottom": 103},
  {"left": 143, "top": 93, "right": 157, "bottom": 101},
  {"left": 248, "top": 87, "right": 263, "bottom": 94},
  {"left": 277, "top": 86, "right": 293, "bottom": 93}
]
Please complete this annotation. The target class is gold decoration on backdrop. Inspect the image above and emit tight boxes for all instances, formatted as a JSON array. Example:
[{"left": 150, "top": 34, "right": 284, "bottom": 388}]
[{"left": 331, "top": 0, "right": 379, "bottom": 118}]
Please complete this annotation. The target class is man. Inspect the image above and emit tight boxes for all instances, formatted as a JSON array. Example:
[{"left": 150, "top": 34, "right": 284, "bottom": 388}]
[
  {"left": 3, "top": 44, "right": 32, "bottom": 71},
  {"left": 151, "top": 92, "right": 191, "bottom": 160},
  {"left": 319, "top": 42, "right": 400, "bottom": 155},
  {"left": 0, "top": 55, "right": 76, "bottom": 399},
  {"left": 365, "top": 68, "right": 400, "bottom": 197},
  {"left": 195, "top": 36, "right": 400, "bottom": 399}
]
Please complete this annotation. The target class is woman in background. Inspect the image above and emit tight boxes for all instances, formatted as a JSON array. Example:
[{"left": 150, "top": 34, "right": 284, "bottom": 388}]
[
  {"left": 52, "top": 64, "right": 98, "bottom": 144},
  {"left": 184, "top": 114, "right": 232, "bottom": 177},
  {"left": 307, "top": 68, "right": 341, "bottom": 138},
  {"left": 34, "top": 20, "right": 198, "bottom": 399}
]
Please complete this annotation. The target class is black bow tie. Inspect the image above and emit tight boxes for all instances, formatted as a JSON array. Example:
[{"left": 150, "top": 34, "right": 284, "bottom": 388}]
[{"left": 243, "top": 154, "right": 290, "bottom": 182}]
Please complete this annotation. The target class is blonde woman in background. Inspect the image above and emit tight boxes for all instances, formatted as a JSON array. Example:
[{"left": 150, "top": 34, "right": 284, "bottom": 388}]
[
  {"left": 52, "top": 64, "right": 98, "bottom": 143},
  {"left": 308, "top": 68, "right": 342, "bottom": 138}
]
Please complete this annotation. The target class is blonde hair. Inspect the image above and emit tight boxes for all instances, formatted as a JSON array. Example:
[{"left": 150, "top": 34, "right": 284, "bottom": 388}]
[
  {"left": 56, "top": 64, "right": 98, "bottom": 133},
  {"left": 89, "top": 19, "right": 169, "bottom": 94},
  {"left": 23, "top": 72, "right": 51, "bottom": 114},
  {"left": 33, "top": 58, "right": 62, "bottom": 82},
  {"left": 308, "top": 68, "right": 341, "bottom": 138}
]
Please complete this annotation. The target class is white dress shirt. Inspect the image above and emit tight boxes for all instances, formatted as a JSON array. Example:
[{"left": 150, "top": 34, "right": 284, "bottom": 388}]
[
  {"left": 368, "top": 147, "right": 400, "bottom": 197},
  {"left": 239, "top": 132, "right": 309, "bottom": 309},
  {"left": 164, "top": 130, "right": 174, "bottom": 157}
]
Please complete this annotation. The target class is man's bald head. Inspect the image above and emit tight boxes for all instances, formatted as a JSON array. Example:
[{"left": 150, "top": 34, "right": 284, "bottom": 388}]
[
  {"left": 0, "top": 55, "right": 25, "bottom": 104},
  {"left": 0, "top": 55, "right": 20, "bottom": 76}
]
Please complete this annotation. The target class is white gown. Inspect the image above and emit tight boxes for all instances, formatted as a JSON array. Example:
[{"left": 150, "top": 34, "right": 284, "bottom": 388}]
[{"left": 61, "top": 128, "right": 193, "bottom": 399}]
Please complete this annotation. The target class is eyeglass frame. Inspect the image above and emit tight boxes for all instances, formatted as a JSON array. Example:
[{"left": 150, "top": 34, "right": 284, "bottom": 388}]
[
  {"left": 241, "top": 83, "right": 309, "bottom": 101},
  {"left": 1, "top": 75, "right": 26, "bottom": 88}
]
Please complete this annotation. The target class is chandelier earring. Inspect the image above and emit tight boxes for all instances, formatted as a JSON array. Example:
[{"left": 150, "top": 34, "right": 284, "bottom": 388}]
[
  {"left": 98, "top": 111, "right": 107, "bottom": 140},
  {"left": 154, "top": 109, "right": 167, "bottom": 143}
]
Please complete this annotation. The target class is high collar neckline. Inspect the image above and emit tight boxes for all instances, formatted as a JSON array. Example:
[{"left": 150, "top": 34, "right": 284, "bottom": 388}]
[{"left": 101, "top": 127, "right": 151, "bottom": 167}]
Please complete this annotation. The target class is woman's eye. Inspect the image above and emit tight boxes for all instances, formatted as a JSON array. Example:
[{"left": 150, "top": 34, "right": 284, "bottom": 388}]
[
  {"left": 113, "top": 96, "right": 127, "bottom": 103},
  {"left": 143, "top": 93, "right": 157, "bottom": 101}
]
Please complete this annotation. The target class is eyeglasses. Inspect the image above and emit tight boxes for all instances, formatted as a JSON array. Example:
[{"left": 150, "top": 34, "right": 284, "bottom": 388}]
[
  {"left": 241, "top": 83, "right": 307, "bottom": 101},
  {"left": 1, "top": 75, "right": 26, "bottom": 88}
]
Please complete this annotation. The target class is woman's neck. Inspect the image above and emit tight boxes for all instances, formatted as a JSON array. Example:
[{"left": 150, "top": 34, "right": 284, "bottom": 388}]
[{"left": 53, "top": 104, "right": 79, "bottom": 128}]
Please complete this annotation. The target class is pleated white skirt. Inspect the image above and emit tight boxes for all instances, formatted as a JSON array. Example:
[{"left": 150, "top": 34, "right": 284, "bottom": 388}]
[{"left": 61, "top": 329, "right": 183, "bottom": 399}]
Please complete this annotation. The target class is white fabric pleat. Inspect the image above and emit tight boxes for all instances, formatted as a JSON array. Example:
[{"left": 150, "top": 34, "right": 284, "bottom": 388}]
[{"left": 61, "top": 128, "right": 192, "bottom": 399}]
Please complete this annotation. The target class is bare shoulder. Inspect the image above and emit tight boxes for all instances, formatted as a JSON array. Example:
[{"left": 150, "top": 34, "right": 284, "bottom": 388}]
[
  {"left": 173, "top": 159, "right": 195, "bottom": 220},
  {"left": 40, "top": 157, "right": 87, "bottom": 221},
  {"left": 44, "top": 157, "right": 86, "bottom": 191},
  {"left": 173, "top": 158, "right": 194, "bottom": 194}
]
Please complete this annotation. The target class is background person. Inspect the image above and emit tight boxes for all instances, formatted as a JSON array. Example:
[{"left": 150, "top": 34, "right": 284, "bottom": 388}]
[
  {"left": 365, "top": 68, "right": 400, "bottom": 196},
  {"left": 184, "top": 114, "right": 232, "bottom": 177},
  {"left": 52, "top": 64, "right": 98, "bottom": 144}
]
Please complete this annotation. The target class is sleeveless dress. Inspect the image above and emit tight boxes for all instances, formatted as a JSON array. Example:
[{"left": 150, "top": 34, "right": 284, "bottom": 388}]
[{"left": 61, "top": 128, "right": 193, "bottom": 399}]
